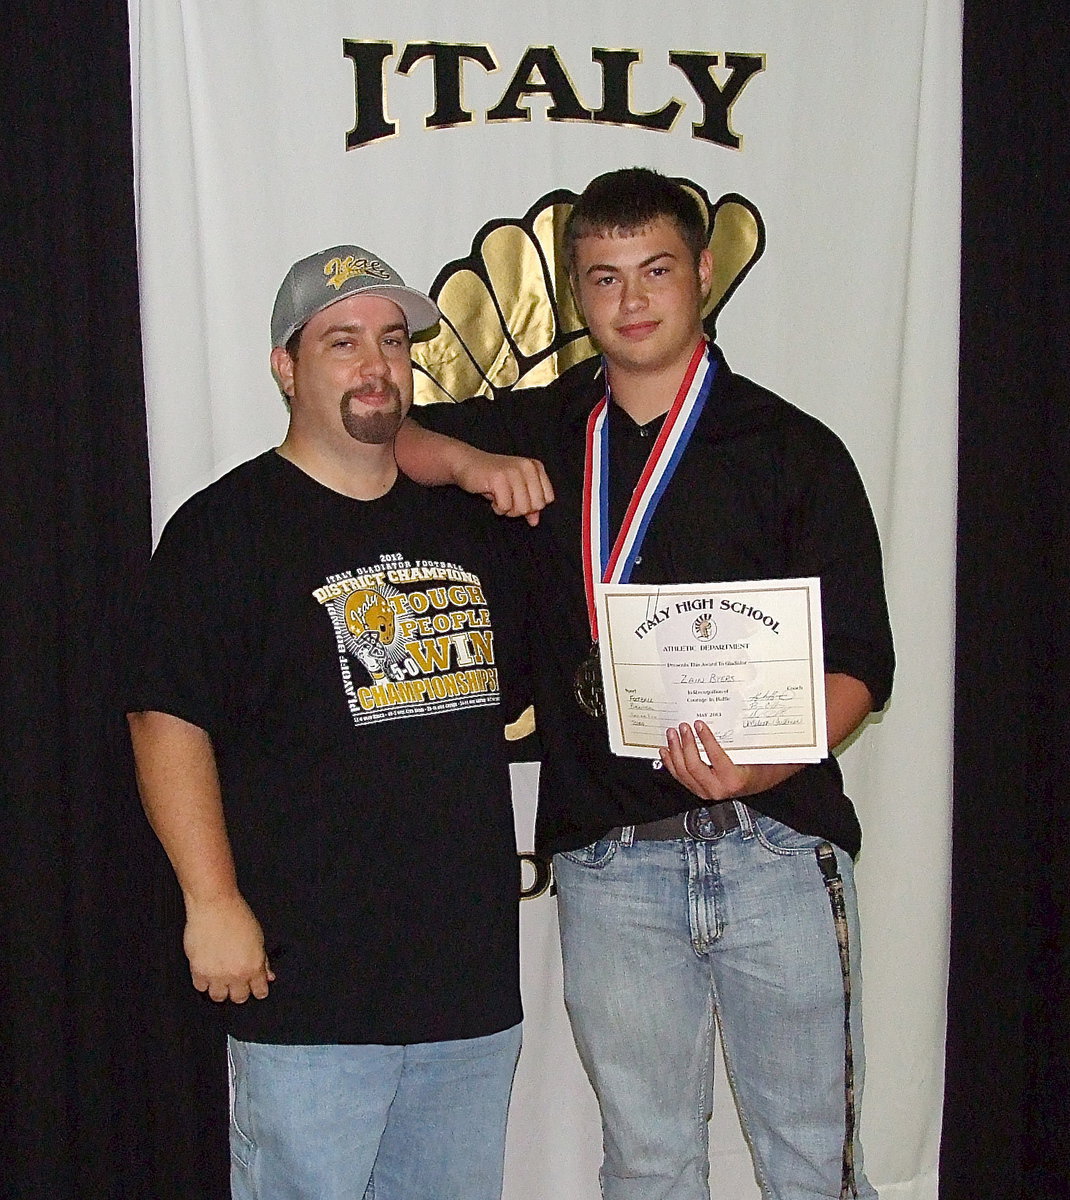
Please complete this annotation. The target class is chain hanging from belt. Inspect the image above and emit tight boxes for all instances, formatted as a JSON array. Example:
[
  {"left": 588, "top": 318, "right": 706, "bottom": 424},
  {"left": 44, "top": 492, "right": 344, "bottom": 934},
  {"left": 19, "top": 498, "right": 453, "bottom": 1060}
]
[{"left": 816, "top": 842, "right": 858, "bottom": 1200}]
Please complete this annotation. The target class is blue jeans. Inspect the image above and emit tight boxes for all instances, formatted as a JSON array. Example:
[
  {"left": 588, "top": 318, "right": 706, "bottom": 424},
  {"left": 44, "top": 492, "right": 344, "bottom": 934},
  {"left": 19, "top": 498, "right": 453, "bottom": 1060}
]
[
  {"left": 227, "top": 1023, "right": 522, "bottom": 1200},
  {"left": 554, "top": 806, "right": 875, "bottom": 1200}
]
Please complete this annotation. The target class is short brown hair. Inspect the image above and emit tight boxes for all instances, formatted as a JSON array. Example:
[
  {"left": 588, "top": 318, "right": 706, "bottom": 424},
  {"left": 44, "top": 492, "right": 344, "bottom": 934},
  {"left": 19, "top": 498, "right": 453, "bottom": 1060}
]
[{"left": 564, "top": 168, "right": 708, "bottom": 272}]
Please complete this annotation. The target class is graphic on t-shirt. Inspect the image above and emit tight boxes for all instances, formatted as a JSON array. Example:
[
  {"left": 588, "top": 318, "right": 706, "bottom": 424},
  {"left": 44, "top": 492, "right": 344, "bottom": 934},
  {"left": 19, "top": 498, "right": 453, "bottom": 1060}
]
[
  {"left": 313, "top": 553, "right": 500, "bottom": 727},
  {"left": 342, "top": 588, "right": 399, "bottom": 680}
]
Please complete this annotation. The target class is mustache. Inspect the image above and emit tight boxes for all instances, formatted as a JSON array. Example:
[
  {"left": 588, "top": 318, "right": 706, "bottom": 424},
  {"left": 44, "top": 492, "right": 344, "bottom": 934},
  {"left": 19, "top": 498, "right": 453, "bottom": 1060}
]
[{"left": 343, "top": 381, "right": 401, "bottom": 404}]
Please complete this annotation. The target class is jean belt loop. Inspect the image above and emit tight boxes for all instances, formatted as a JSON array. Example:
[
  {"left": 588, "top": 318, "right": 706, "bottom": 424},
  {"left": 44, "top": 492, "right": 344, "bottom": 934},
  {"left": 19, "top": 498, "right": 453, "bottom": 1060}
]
[
  {"left": 735, "top": 801, "right": 755, "bottom": 840},
  {"left": 619, "top": 824, "right": 635, "bottom": 847}
]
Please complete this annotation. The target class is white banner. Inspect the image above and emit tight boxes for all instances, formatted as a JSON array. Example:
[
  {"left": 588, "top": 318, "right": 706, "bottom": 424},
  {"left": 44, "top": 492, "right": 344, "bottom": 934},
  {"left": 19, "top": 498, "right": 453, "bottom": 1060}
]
[{"left": 133, "top": 4, "right": 959, "bottom": 1197}]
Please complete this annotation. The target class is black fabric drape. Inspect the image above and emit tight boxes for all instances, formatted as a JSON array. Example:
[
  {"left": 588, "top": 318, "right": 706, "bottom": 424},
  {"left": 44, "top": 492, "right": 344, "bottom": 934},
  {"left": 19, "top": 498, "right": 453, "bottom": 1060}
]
[
  {"left": 2, "top": 2, "right": 227, "bottom": 1196},
  {"left": 943, "top": 4, "right": 1070, "bottom": 1198}
]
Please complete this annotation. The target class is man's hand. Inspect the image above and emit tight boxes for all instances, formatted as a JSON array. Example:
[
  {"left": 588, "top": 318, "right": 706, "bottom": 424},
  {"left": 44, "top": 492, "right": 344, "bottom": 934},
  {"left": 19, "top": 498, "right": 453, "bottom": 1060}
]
[
  {"left": 659, "top": 721, "right": 802, "bottom": 801},
  {"left": 129, "top": 711, "right": 274, "bottom": 1003},
  {"left": 395, "top": 418, "right": 554, "bottom": 523},
  {"left": 183, "top": 892, "right": 274, "bottom": 1004},
  {"left": 658, "top": 674, "right": 875, "bottom": 802},
  {"left": 454, "top": 446, "right": 554, "bottom": 526}
]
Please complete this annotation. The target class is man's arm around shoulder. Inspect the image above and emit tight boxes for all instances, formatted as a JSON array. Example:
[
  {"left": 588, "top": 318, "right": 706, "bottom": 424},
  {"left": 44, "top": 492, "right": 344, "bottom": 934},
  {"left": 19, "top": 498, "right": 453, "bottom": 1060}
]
[
  {"left": 128, "top": 710, "right": 273, "bottom": 1003},
  {"left": 394, "top": 415, "right": 554, "bottom": 525}
]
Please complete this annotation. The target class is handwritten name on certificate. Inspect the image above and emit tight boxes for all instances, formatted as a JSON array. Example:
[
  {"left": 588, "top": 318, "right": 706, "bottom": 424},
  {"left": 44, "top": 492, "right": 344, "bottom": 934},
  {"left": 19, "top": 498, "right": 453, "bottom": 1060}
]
[{"left": 595, "top": 578, "right": 828, "bottom": 764}]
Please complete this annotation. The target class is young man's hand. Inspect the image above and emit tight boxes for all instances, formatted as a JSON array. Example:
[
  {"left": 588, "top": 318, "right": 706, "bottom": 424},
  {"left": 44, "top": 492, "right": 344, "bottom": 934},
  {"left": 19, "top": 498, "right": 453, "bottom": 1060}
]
[
  {"left": 455, "top": 446, "right": 555, "bottom": 525},
  {"left": 658, "top": 674, "right": 874, "bottom": 800},
  {"left": 659, "top": 721, "right": 802, "bottom": 800}
]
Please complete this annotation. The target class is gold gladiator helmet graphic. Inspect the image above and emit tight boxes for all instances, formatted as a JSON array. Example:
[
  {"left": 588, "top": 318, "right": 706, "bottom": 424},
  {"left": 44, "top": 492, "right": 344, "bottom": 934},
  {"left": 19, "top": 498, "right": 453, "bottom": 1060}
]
[
  {"left": 344, "top": 589, "right": 396, "bottom": 644},
  {"left": 411, "top": 180, "right": 765, "bottom": 405},
  {"left": 343, "top": 589, "right": 397, "bottom": 682}
]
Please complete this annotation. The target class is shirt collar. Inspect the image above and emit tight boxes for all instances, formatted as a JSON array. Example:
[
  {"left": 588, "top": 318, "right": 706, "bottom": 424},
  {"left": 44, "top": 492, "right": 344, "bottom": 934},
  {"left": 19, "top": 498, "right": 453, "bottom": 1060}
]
[{"left": 551, "top": 339, "right": 775, "bottom": 444}]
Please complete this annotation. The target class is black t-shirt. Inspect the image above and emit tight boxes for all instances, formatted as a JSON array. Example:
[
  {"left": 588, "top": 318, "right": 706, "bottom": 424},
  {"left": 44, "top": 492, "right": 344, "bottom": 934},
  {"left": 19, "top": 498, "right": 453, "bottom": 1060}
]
[
  {"left": 127, "top": 452, "right": 526, "bottom": 1044},
  {"left": 415, "top": 344, "right": 894, "bottom": 858}
]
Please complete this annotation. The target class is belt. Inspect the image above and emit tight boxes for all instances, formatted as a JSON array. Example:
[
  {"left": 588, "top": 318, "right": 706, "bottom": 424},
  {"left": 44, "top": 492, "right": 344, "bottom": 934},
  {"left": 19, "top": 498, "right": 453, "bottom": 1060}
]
[{"left": 605, "top": 802, "right": 741, "bottom": 843}]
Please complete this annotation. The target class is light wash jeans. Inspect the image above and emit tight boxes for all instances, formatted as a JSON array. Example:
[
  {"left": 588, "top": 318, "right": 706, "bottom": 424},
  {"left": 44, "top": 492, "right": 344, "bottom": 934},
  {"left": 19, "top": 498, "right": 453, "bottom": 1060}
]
[
  {"left": 227, "top": 1023, "right": 522, "bottom": 1200},
  {"left": 554, "top": 806, "right": 875, "bottom": 1200}
]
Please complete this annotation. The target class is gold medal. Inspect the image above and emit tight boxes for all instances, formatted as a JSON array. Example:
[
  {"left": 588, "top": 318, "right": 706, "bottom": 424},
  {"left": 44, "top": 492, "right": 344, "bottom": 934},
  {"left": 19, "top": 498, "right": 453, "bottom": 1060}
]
[
  {"left": 574, "top": 643, "right": 605, "bottom": 719},
  {"left": 579, "top": 343, "right": 715, "bottom": 729}
]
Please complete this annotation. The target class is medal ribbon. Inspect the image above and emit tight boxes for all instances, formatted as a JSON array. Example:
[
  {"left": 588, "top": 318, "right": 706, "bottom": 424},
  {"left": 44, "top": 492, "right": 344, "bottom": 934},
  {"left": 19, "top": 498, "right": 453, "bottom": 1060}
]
[{"left": 581, "top": 339, "right": 717, "bottom": 641}]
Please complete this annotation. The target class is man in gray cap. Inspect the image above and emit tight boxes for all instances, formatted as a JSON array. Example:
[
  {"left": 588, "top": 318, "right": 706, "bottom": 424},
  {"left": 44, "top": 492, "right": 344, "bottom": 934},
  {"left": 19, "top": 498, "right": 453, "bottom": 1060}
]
[{"left": 127, "top": 246, "right": 527, "bottom": 1200}]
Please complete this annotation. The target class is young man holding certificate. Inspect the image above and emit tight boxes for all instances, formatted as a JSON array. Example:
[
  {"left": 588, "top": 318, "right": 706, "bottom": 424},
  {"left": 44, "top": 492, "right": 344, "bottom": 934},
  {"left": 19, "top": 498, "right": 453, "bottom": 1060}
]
[{"left": 397, "top": 168, "right": 894, "bottom": 1200}]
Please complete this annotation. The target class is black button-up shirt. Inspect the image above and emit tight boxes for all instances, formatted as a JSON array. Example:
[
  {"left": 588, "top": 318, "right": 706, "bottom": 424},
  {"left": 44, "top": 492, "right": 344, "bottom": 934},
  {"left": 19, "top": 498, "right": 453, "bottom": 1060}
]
[{"left": 416, "top": 343, "right": 894, "bottom": 856}]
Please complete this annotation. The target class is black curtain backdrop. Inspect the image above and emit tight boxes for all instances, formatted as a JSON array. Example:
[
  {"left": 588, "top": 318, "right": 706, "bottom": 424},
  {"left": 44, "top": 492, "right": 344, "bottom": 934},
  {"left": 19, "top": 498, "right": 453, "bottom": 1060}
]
[
  {"left": 941, "top": 5, "right": 1070, "bottom": 1199},
  {"left": 1, "top": 2, "right": 1065, "bottom": 1197},
  {"left": 3, "top": 2, "right": 228, "bottom": 1196}
]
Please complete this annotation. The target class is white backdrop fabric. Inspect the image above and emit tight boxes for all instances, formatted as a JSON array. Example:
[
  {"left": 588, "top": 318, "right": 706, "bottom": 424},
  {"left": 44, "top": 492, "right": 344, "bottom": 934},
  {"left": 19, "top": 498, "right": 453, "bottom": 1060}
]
[{"left": 131, "top": 4, "right": 960, "bottom": 1197}]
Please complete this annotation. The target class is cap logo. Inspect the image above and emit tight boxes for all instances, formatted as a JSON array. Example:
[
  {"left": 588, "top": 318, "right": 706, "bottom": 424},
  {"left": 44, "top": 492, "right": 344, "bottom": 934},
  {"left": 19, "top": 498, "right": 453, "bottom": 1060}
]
[{"left": 323, "top": 255, "right": 392, "bottom": 290}]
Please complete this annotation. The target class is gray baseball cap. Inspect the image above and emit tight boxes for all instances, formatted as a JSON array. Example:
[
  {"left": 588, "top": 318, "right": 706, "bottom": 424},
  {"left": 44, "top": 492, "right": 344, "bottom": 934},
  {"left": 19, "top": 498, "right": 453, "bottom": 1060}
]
[{"left": 271, "top": 245, "right": 440, "bottom": 349}]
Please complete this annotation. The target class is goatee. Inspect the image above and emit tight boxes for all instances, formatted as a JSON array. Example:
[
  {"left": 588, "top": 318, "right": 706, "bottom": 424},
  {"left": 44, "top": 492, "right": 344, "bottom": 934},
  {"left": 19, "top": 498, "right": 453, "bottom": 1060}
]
[{"left": 340, "top": 384, "right": 404, "bottom": 445}]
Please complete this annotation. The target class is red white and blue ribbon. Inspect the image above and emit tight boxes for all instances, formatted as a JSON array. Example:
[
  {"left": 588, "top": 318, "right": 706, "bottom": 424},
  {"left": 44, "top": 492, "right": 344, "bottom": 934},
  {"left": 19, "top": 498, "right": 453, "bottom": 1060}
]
[{"left": 581, "top": 339, "right": 717, "bottom": 641}]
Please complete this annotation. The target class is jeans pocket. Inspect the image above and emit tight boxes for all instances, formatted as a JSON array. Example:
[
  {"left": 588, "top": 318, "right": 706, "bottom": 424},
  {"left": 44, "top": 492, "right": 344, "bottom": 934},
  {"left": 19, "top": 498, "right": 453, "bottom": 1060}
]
[
  {"left": 557, "top": 837, "right": 619, "bottom": 869},
  {"left": 753, "top": 814, "right": 825, "bottom": 856},
  {"left": 227, "top": 1038, "right": 256, "bottom": 1170}
]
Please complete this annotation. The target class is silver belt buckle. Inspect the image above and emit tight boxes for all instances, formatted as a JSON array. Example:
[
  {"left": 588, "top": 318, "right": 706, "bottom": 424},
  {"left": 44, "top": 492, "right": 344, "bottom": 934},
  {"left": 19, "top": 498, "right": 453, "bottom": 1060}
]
[{"left": 683, "top": 805, "right": 727, "bottom": 841}]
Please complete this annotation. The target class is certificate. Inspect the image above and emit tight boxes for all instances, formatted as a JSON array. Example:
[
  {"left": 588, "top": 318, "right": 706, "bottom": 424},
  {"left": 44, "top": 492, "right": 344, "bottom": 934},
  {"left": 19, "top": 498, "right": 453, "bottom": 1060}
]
[{"left": 595, "top": 578, "right": 828, "bottom": 764}]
